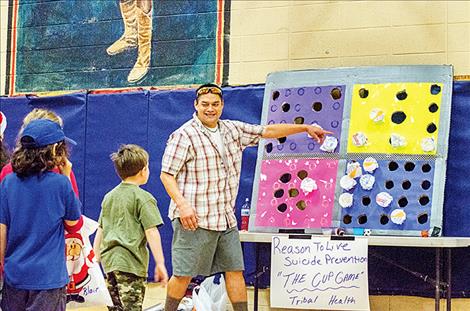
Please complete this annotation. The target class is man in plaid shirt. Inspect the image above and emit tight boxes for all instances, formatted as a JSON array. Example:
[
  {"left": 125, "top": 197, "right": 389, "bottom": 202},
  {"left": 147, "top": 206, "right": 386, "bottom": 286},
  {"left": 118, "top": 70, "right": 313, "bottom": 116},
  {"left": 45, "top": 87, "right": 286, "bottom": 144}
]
[{"left": 161, "top": 83, "right": 330, "bottom": 311}]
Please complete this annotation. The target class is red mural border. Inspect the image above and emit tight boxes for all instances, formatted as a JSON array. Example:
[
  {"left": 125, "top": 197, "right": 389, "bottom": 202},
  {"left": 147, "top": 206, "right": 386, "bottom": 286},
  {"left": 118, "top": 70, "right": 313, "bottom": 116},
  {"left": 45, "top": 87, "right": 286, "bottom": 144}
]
[
  {"left": 8, "top": 0, "right": 19, "bottom": 96},
  {"left": 215, "top": 0, "right": 224, "bottom": 85}
]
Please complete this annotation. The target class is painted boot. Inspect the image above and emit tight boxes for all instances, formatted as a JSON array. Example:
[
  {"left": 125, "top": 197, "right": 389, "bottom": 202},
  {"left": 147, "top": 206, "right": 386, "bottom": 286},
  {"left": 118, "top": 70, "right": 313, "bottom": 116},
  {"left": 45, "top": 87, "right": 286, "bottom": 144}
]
[
  {"left": 127, "top": 8, "right": 152, "bottom": 83},
  {"left": 106, "top": 0, "right": 138, "bottom": 56}
]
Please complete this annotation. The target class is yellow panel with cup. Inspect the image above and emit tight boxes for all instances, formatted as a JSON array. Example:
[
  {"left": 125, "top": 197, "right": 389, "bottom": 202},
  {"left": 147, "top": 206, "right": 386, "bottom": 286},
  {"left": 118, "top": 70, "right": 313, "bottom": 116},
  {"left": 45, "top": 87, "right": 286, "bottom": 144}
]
[{"left": 347, "top": 82, "right": 443, "bottom": 154}]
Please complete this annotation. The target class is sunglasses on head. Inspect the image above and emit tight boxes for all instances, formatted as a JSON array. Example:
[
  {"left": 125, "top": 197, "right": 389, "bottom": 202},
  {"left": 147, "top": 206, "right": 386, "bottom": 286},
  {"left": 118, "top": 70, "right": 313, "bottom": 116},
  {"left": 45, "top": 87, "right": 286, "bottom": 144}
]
[{"left": 196, "top": 86, "right": 223, "bottom": 97}]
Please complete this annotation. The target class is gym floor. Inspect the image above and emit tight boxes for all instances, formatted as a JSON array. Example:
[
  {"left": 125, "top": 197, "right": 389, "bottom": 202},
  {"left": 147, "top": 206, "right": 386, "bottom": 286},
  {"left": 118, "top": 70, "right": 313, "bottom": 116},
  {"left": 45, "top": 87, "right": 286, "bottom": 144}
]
[{"left": 74, "top": 284, "right": 470, "bottom": 311}]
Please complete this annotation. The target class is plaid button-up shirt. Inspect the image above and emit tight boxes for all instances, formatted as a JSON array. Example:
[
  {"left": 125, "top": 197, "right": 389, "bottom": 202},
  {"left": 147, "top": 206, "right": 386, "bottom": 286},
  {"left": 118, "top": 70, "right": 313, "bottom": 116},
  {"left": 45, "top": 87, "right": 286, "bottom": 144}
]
[{"left": 161, "top": 113, "right": 264, "bottom": 231}]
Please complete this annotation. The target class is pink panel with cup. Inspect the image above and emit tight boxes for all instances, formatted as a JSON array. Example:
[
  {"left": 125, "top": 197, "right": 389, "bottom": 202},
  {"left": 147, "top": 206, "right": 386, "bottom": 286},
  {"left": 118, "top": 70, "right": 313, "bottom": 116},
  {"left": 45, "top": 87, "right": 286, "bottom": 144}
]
[{"left": 255, "top": 158, "right": 338, "bottom": 228}]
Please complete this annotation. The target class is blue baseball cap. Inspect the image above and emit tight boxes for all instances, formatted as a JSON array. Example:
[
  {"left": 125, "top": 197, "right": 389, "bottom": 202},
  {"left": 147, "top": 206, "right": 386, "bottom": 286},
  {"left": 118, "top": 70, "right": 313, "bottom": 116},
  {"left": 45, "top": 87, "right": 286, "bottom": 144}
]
[{"left": 21, "top": 119, "right": 77, "bottom": 148}]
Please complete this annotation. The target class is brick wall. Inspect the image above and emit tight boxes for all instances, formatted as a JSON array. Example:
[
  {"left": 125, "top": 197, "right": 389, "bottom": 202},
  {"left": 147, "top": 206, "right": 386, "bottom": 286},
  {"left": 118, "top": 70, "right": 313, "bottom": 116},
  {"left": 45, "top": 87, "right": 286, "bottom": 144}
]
[
  {"left": 1, "top": 1, "right": 469, "bottom": 93},
  {"left": 229, "top": 1, "right": 470, "bottom": 84}
]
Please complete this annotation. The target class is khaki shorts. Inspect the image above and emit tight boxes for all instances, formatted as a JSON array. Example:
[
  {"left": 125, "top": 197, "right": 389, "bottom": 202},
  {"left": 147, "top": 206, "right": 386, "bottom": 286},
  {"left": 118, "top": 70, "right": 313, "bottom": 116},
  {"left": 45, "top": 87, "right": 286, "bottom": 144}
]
[{"left": 171, "top": 219, "right": 245, "bottom": 276}]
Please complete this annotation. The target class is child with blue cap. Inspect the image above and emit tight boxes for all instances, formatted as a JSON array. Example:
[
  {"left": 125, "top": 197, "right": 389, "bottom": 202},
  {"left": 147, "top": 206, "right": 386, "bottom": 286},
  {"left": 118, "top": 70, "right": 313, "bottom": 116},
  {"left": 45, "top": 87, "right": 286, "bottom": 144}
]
[{"left": 0, "top": 119, "right": 82, "bottom": 311}]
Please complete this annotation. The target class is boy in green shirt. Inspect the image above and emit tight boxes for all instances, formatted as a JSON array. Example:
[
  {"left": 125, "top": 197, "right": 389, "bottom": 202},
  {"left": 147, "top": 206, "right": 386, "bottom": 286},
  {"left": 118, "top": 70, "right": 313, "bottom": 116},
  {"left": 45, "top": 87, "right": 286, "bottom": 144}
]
[{"left": 94, "top": 144, "right": 168, "bottom": 311}]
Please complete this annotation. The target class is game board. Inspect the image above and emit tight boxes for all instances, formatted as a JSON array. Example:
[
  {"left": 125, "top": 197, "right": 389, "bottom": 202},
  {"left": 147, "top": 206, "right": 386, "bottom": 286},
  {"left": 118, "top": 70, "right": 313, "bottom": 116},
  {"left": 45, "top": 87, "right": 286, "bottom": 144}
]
[{"left": 250, "top": 66, "right": 452, "bottom": 236}]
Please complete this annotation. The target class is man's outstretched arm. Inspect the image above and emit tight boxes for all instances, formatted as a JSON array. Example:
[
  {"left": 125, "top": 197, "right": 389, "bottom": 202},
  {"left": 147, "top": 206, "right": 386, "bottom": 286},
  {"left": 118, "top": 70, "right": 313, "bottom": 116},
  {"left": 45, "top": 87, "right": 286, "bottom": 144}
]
[{"left": 261, "top": 123, "right": 332, "bottom": 143}]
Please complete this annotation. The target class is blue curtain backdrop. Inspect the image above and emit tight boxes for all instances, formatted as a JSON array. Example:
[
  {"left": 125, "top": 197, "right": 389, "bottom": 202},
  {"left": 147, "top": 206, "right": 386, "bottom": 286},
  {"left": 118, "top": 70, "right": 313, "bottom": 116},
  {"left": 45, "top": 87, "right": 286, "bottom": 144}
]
[{"left": 1, "top": 81, "right": 469, "bottom": 296}]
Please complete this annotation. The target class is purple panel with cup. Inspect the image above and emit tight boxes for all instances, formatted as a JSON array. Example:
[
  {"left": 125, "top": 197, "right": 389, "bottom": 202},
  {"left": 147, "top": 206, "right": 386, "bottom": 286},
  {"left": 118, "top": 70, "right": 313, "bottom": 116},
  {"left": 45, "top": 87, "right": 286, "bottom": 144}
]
[
  {"left": 339, "top": 158, "right": 435, "bottom": 231},
  {"left": 264, "top": 85, "right": 345, "bottom": 155}
]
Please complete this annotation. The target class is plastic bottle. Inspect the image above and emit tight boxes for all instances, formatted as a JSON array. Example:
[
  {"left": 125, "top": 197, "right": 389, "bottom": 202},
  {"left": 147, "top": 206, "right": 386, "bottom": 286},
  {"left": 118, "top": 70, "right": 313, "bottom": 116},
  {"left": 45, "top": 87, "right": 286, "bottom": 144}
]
[{"left": 240, "top": 198, "right": 250, "bottom": 231}]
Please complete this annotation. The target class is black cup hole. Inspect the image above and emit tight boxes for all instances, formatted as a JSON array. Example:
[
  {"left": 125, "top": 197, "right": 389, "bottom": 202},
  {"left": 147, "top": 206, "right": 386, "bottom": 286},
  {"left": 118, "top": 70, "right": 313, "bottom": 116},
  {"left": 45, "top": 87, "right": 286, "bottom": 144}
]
[
  {"left": 312, "top": 102, "right": 323, "bottom": 112},
  {"left": 362, "top": 196, "right": 371, "bottom": 206},
  {"left": 402, "top": 180, "right": 411, "bottom": 190},
  {"left": 429, "top": 103, "right": 439, "bottom": 113},
  {"left": 427, "top": 123, "right": 437, "bottom": 134},
  {"left": 431, "top": 84, "right": 441, "bottom": 95},
  {"left": 359, "top": 88, "right": 369, "bottom": 98},
  {"left": 398, "top": 197, "right": 408, "bottom": 208},
  {"left": 297, "top": 170, "right": 308, "bottom": 180},
  {"left": 288, "top": 188, "right": 299, "bottom": 197},
  {"left": 422, "top": 180, "right": 431, "bottom": 190},
  {"left": 278, "top": 137, "right": 287, "bottom": 144},
  {"left": 419, "top": 195, "right": 430, "bottom": 206},
  {"left": 274, "top": 189, "right": 284, "bottom": 198},
  {"left": 380, "top": 214, "right": 389, "bottom": 225},
  {"left": 331, "top": 87, "right": 342, "bottom": 100},
  {"left": 358, "top": 214, "right": 368, "bottom": 225},
  {"left": 280, "top": 173, "right": 292, "bottom": 183},
  {"left": 294, "top": 116, "right": 305, "bottom": 124},
  {"left": 385, "top": 180, "right": 394, "bottom": 189},
  {"left": 265, "top": 143, "right": 273, "bottom": 153},
  {"left": 272, "top": 90, "right": 280, "bottom": 101},
  {"left": 418, "top": 213, "right": 429, "bottom": 224},
  {"left": 277, "top": 203, "right": 288, "bottom": 213},
  {"left": 404, "top": 162, "right": 415, "bottom": 172},
  {"left": 391, "top": 111, "right": 407, "bottom": 124},
  {"left": 422, "top": 163, "right": 432, "bottom": 173},
  {"left": 396, "top": 90, "right": 408, "bottom": 100},
  {"left": 296, "top": 200, "right": 307, "bottom": 211},
  {"left": 343, "top": 215, "right": 352, "bottom": 224},
  {"left": 281, "top": 102, "right": 290, "bottom": 112},
  {"left": 389, "top": 161, "right": 399, "bottom": 171}
]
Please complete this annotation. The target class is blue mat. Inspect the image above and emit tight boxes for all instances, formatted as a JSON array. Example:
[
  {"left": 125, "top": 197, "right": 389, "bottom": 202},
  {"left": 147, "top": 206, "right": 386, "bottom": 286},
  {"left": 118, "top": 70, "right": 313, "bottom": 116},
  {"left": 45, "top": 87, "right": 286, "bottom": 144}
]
[{"left": 1, "top": 81, "right": 470, "bottom": 296}]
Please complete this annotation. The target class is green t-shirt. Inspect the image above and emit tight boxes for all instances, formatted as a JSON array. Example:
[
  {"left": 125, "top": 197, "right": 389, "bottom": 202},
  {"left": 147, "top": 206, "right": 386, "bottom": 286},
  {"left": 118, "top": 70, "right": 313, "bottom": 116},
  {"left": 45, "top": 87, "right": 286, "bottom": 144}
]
[{"left": 98, "top": 182, "right": 163, "bottom": 277}]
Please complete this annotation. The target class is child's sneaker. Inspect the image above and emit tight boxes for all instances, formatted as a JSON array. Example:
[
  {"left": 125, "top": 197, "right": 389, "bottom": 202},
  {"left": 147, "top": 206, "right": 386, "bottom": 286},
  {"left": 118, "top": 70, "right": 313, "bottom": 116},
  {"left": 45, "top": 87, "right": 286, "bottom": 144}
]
[
  {"left": 177, "top": 296, "right": 194, "bottom": 311},
  {"left": 144, "top": 303, "right": 164, "bottom": 311}
]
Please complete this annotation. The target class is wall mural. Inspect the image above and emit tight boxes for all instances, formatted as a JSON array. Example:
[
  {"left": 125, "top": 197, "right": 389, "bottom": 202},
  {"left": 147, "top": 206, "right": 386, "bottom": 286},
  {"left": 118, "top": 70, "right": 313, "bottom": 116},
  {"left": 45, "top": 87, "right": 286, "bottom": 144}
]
[{"left": 3, "top": 0, "right": 229, "bottom": 95}]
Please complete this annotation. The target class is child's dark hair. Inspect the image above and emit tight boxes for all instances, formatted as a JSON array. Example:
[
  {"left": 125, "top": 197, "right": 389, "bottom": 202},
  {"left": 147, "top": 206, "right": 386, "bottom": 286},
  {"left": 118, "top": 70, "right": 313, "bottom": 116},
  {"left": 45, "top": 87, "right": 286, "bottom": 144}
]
[
  {"left": 111, "top": 144, "right": 149, "bottom": 180},
  {"left": 0, "top": 140, "right": 9, "bottom": 171},
  {"left": 12, "top": 141, "right": 68, "bottom": 178}
]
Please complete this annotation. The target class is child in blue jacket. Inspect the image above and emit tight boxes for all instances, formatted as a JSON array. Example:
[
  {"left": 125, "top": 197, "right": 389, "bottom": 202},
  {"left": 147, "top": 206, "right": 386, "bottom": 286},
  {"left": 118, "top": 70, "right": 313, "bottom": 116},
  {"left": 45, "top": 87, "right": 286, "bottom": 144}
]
[{"left": 0, "top": 119, "right": 82, "bottom": 311}]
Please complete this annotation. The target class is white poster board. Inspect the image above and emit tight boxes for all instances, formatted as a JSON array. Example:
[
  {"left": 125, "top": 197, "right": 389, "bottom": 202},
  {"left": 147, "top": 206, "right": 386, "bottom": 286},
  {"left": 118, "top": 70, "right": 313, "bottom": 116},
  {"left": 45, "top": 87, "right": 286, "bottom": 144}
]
[{"left": 270, "top": 235, "right": 370, "bottom": 310}]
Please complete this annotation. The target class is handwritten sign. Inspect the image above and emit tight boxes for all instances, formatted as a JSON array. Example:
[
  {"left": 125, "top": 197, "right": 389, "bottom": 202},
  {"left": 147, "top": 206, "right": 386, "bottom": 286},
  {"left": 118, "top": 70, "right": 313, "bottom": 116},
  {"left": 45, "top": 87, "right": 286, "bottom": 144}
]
[{"left": 270, "top": 235, "right": 370, "bottom": 310}]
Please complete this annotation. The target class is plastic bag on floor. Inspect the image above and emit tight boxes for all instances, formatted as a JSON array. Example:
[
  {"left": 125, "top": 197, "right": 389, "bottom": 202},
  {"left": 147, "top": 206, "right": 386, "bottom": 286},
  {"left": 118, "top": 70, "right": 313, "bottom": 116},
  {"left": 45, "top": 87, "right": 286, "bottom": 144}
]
[
  {"left": 66, "top": 216, "right": 112, "bottom": 308},
  {"left": 192, "top": 275, "right": 228, "bottom": 311}
]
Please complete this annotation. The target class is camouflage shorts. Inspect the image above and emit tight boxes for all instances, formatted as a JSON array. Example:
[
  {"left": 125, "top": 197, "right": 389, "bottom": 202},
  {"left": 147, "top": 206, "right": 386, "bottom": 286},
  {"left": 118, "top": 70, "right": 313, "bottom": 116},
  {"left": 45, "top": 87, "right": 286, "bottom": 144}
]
[{"left": 106, "top": 271, "right": 146, "bottom": 311}]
